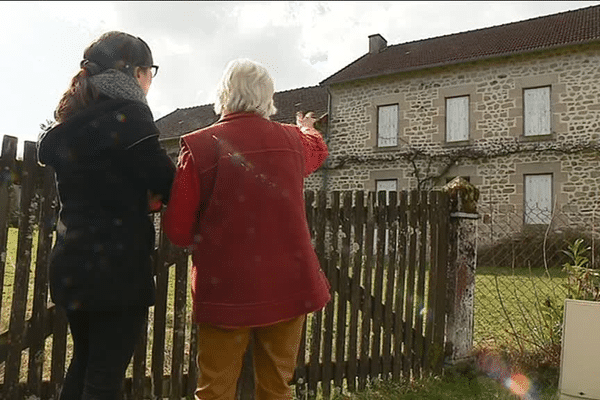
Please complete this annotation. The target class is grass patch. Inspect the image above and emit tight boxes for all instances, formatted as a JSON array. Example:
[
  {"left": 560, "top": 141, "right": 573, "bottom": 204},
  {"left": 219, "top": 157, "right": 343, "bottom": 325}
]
[
  {"left": 474, "top": 266, "right": 567, "bottom": 348},
  {"left": 328, "top": 374, "right": 560, "bottom": 399},
  {"left": 1, "top": 227, "right": 41, "bottom": 334}
]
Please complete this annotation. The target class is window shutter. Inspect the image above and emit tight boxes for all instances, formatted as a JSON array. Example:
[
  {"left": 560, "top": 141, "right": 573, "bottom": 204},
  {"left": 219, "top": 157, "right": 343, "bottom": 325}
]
[
  {"left": 446, "top": 96, "right": 469, "bottom": 142},
  {"left": 378, "top": 105, "right": 398, "bottom": 147},
  {"left": 375, "top": 179, "right": 397, "bottom": 254},
  {"left": 524, "top": 87, "right": 551, "bottom": 136},
  {"left": 524, "top": 174, "right": 552, "bottom": 224}
]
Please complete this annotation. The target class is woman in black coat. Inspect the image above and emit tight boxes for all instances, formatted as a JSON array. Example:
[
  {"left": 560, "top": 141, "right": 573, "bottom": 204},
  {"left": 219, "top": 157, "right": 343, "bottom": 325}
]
[{"left": 37, "top": 31, "right": 175, "bottom": 400}]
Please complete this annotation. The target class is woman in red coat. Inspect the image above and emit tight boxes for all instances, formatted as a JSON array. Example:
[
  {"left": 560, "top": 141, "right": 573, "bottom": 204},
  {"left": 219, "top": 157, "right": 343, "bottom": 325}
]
[{"left": 163, "top": 58, "right": 331, "bottom": 399}]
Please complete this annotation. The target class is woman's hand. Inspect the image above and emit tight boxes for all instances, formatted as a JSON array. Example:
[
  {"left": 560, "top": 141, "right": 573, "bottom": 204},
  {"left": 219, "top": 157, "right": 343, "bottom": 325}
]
[
  {"left": 148, "top": 191, "right": 163, "bottom": 213},
  {"left": 296, "top": 111, "right": 317, "bottom": 130}
]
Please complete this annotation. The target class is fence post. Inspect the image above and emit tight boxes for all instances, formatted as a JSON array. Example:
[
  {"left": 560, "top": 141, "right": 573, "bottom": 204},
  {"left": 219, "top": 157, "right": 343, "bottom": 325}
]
[{"left": 443, "top": 177, "right": 479, "bottom": 365}]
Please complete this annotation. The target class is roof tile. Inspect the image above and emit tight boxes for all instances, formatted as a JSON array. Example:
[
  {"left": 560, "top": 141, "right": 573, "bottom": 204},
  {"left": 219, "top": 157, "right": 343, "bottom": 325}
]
[
  {"left": 321, "top": 5, "right": 600, "bottom": 85},
  {"left": 156, "top": 85, "right": 328, "bottom": 139}
]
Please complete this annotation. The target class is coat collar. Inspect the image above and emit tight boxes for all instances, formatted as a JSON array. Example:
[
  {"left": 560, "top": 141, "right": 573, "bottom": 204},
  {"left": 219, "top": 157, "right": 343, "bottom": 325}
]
[{"left": 218, "top": 111, "right": 265, "bottom": 123}]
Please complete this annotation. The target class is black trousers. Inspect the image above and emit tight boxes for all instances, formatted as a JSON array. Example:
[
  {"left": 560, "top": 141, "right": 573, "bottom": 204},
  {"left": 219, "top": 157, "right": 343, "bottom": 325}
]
[{"left": 59, "top": 306, "right": 148, "bottom": 400}]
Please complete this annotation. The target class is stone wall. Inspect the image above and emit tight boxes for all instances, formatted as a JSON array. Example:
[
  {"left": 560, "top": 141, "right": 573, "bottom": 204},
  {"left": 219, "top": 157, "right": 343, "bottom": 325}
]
[{"left": 322, "top": 43, "right": 600, "bottom": 229}]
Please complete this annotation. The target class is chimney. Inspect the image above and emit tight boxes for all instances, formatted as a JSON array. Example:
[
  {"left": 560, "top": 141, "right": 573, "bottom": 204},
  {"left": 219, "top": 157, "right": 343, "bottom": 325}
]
[{"left": 369, "top": 34, "right": 387, "bottom": 54}]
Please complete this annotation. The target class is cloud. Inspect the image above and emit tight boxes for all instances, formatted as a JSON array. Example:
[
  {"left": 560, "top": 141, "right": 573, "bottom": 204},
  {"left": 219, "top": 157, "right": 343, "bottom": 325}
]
[
  {"left": 2, "top": 0, "right": 599, "bottom": 155},
  {"left": 233, "top": 1, "right": 291, "bottom": 33},
  {"left": 105, "top": 1, "right": 326, "bottom": 113},
  {"left": 0, "top": 2, "right": 119, "bottom": 151}
]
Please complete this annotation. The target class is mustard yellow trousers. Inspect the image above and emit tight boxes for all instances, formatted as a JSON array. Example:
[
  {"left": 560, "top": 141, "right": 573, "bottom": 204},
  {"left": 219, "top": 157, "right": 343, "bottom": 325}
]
[{"left": 195, "top": 315, "right": 306, "bottom": 400}]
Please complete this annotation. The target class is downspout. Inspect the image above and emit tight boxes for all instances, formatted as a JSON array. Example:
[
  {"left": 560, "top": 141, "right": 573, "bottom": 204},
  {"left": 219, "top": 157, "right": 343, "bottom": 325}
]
[{"left": 322, "top": 85, "right": 332, "bottom": 192}]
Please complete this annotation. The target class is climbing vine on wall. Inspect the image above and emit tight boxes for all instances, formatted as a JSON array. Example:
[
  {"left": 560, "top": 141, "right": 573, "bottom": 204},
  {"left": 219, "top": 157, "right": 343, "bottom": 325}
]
[{"left": 323, "top": 137, "right": 600, "bottom": 190}]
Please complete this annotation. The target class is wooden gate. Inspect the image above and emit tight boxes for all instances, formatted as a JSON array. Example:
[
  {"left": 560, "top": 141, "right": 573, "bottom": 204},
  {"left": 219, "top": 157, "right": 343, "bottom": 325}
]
[{"left": 284, "top": 189, "right": 450, "bottom": 398}]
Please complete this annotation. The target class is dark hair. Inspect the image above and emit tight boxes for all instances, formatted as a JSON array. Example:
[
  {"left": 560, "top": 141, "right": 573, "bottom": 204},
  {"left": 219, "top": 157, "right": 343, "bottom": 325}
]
[{"left": 54, "top": 31, "right": 153, "bottom": 123}]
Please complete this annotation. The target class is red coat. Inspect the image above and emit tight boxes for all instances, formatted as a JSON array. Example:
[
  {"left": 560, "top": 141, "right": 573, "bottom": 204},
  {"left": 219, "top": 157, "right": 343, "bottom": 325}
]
[{"left": 163, "top": 112, "right": 331, "bottom": 327}]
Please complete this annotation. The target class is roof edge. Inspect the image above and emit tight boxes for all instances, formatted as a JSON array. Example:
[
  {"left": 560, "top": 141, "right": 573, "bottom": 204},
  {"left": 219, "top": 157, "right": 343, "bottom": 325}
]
[
  {"left": 321, "top": 38, "right": 600, "bottom": 87},
  {"left": 155, "top": 108, "right": 182, "bottom": 123},
  {"left": 384, "top": 4, "right": 600, "bottom": 52}
]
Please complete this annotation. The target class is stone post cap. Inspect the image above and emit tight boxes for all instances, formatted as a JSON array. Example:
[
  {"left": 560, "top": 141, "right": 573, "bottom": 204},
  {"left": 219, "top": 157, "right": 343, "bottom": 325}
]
[{"left": 443, "top": 177, "right": 479, "bottom": 214}]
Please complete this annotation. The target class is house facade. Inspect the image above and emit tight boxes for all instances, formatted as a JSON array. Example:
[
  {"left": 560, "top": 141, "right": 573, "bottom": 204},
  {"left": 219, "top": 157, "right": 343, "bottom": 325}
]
[{"left": 319, "top": 5, "right": 600, "bottom": 232}]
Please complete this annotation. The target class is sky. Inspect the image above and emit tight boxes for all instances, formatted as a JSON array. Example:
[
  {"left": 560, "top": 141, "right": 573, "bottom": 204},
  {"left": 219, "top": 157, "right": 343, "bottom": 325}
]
[{"left": 2, "top": 1, "right": 599, "bottom": 157}]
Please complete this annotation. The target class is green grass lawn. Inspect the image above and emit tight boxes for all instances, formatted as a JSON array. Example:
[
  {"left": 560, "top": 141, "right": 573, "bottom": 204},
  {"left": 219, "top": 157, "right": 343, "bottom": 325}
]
[
  {"left": 326, "top": 374, "right": 561, "bottom": 399},
  {"left": 474, "top": 266, "right": 567, "bottom": 348},
  {"left": 1, "top": 227, "right": 41, "bottom": 333}
]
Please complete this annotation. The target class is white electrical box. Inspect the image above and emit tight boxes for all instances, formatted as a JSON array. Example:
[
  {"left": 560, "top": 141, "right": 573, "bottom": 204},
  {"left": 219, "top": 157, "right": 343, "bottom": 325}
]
[{"left": 559, "top": 299, "right": 600, "bottom": 400}]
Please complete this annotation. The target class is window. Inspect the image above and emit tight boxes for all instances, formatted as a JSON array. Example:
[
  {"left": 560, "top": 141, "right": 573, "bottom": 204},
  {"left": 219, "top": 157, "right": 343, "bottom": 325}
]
[
  {"left": 376, "top": 179, "right": 398, "bottom": 196},
  {"left": 375, "top": 179, "right": 397, "bottom": 254},
  {"left": 524, "top": 87, "right": 551, "bottom": 136},
  {"left": 377, "top": 104, "right": 398, "bottom": 147},
  {"left": 446, "top": 96, "right": 469, "bottom": 142},
  {"left": 524, "top": 174, "right": 552, "bottom": 224}
]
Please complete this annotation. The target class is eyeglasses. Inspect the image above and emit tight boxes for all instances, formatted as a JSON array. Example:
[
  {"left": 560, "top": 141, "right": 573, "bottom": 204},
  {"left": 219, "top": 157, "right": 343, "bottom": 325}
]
[{"left": 142, "top": 65, "right": 159, "bottom": 77}]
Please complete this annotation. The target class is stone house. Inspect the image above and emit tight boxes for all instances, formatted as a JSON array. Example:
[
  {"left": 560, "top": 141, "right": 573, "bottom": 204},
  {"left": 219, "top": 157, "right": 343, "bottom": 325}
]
[{"left": 318, "top": 5, "right": 600, "bottom": 233}]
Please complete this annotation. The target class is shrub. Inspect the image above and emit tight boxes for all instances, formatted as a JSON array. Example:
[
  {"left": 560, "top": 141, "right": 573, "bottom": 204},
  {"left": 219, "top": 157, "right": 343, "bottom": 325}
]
[
  {"left": 478, "top": 226, "right": 600, "bottom": 269},
  {"left": 562, "top": 238, "right": 600, "bottom": 301}
]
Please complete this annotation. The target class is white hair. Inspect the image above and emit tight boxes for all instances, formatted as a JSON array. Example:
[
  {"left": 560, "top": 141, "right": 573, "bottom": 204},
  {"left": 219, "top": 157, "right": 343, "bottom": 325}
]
[{"left": 214, "top": 58, "right": 277, "bottom": 118}]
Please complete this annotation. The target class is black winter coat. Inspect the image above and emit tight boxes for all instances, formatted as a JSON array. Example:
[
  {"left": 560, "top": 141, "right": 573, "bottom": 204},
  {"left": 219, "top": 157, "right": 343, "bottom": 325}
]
[{"left": 38, "top": 98, "right": 175, "bottom": 311}]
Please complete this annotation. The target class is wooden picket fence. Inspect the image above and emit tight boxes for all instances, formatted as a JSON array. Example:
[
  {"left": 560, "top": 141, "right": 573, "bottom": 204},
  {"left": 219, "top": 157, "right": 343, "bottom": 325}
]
[{"left": 0, "top": 134, "right": 450, "bottom": 399}]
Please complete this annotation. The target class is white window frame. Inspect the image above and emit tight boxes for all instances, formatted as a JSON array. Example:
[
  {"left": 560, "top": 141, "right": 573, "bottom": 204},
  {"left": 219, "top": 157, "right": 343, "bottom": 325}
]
[
  {"left": 446, "top": 95, "right": 469, "bottom": 142},
  {"left": 524, "top": 86, "right": 551, "bottom": 136},
  {"left": 446, "top": 176, "right": 471, "bottom": 184},
  {"left": 524, "top": 174, "right": 553, "bottom": 225},
  {"left": 377, "top": 104, "right": 398, "bottom": 147},
  {"left": 376, "top": 179, "right": 398, "bottom": 198}
]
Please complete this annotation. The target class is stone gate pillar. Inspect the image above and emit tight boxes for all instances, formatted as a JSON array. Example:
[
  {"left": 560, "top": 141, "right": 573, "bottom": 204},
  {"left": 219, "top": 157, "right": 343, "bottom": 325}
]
[{"left": 443, "top": 177, "right": 479, "bottom": 364}]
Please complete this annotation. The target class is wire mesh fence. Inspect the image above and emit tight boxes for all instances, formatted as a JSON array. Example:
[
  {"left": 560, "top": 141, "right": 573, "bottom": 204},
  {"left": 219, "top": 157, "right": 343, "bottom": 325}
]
[{"left": 475, "top": 202, "right": 600, "bottom": 349}]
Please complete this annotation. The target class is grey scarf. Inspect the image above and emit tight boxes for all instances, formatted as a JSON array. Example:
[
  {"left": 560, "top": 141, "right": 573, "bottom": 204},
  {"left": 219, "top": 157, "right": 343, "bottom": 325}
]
[{"left": 89, "top": 69, "right": 148, "bottom": 105}]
